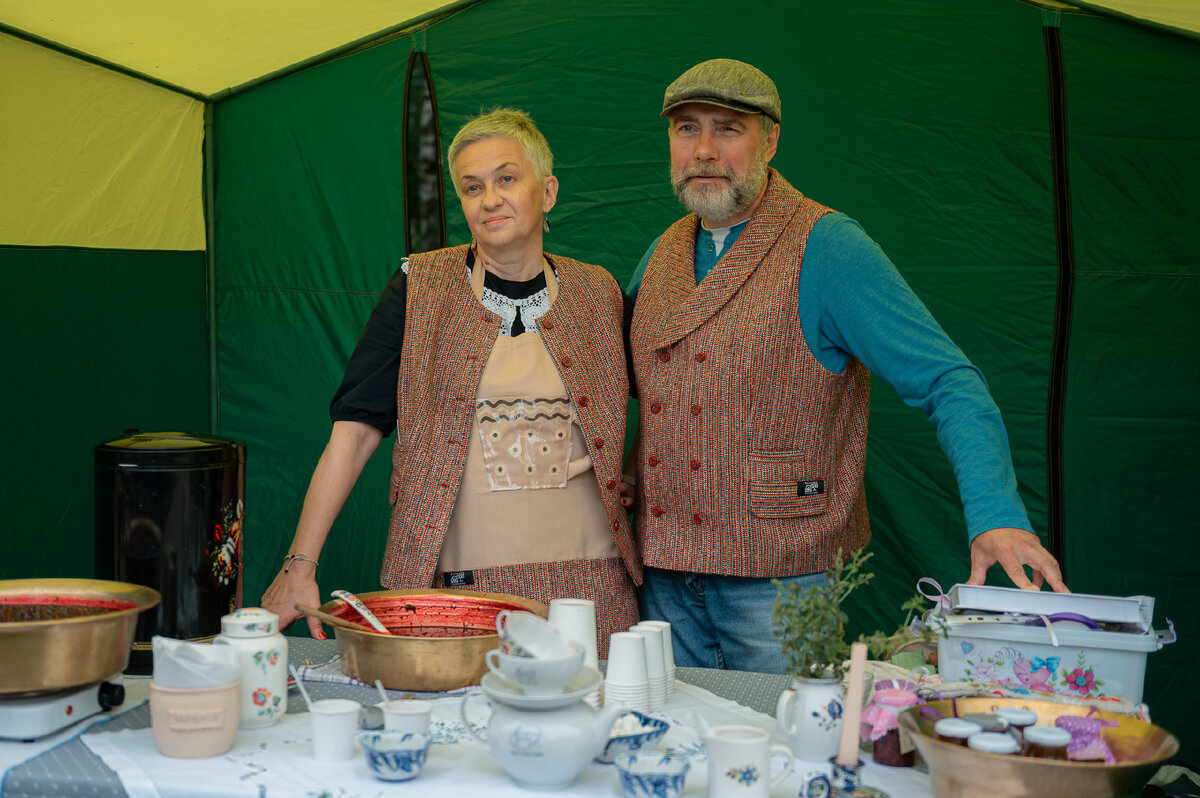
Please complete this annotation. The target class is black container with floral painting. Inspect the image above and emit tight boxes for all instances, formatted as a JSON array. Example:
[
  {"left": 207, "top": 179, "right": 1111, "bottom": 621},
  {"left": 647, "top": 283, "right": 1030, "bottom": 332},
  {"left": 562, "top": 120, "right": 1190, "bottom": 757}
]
[{"left": 95, "top": 431, "right": 245, "bottom": 669}]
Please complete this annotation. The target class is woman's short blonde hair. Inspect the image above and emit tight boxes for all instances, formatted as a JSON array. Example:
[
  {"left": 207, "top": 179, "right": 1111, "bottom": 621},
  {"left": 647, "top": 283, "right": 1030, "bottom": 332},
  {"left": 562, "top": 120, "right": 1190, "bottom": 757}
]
[{"left": 447, "top": 108, "right": 554, "bottom": 190}]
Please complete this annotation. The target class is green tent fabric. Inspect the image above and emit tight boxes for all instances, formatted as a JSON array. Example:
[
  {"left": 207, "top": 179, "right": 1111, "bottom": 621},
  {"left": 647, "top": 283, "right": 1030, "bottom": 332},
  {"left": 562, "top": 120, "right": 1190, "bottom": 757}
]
[{"left": 2, "top": 0, "right": 1196, "bottom": 762}]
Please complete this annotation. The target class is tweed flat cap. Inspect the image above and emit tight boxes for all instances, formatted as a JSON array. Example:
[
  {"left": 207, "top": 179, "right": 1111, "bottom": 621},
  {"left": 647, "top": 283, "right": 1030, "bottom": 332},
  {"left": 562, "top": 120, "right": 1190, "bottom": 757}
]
[{"left": 661, "top": 58, "right": 781, "bottom": 123}]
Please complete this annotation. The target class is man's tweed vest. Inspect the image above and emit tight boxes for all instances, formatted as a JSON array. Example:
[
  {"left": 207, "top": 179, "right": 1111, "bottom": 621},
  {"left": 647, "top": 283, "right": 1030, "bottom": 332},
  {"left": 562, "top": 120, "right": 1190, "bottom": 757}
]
[
  {"left": 630, "top": 170, "right": 871, "bottom": 578},
  {"left": 382, "top": 245, "right": 639, "bottom": 588}
]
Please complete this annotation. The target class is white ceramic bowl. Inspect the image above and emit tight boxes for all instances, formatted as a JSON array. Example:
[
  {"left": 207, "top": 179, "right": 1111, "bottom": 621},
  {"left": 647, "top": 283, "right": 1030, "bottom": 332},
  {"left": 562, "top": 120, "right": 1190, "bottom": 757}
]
[
  {"left": 357, "top": 730, "right": 431, "bottom": 781},
  {"left": 614, "top": 753, "right": 690, "bottom": 798},
  {"left": 596, "top": 711, "right": 670, "bottom": 763}
]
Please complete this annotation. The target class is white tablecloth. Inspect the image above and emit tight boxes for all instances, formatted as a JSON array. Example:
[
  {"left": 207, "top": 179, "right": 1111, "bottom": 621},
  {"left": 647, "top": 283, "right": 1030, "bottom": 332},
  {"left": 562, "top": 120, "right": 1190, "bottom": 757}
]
[{"left": 81, "top": 680, "right": 932, "bottom": 798}]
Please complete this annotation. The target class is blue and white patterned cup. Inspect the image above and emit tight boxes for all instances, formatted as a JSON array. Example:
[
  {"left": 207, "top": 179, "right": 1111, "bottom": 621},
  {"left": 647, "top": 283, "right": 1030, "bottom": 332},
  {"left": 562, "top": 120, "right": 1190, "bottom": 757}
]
[
  {"left": 614, "top": 753, "right": 690, "bottom": 798},
  {"left": 358, "top": 731, "right": 431, "bottom": 781}
]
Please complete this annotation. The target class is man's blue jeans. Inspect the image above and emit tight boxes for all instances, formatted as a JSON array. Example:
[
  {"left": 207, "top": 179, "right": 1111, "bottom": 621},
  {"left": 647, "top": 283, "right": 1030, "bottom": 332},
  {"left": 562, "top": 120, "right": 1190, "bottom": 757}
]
[{"left": 639, "top": 566, "right": 827, "bottom": 673}]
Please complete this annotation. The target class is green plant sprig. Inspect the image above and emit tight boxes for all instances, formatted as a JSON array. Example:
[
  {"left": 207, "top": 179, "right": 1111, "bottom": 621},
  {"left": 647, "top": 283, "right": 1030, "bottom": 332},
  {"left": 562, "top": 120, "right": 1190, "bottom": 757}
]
[{"left": 771, "top": 547, "right": 875, "bottom": 680}]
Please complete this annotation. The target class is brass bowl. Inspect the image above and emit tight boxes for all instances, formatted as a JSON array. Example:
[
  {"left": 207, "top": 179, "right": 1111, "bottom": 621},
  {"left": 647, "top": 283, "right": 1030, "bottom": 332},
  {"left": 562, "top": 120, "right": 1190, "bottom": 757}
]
[
  {"left": 0, "top": 578, "right": 161, "bottom": 694},
  {"left": 899, "top": 696, "right": 1178, "bottom": 798},
  {"left": 317, "top": 589, "right": 548, "bottom": 692}
]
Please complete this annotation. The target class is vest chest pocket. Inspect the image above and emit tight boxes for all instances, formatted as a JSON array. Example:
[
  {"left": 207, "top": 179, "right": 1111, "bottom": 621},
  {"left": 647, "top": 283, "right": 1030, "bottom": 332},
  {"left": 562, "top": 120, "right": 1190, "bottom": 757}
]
[{"left": 747, "top": 449, "right": 827, "bottom": 519}]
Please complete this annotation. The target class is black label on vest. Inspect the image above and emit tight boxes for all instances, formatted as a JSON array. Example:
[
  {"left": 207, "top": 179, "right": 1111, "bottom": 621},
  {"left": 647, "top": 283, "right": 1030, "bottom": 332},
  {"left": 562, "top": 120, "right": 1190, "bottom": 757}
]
[
  {"left": 443, "top": 570, "right": 475, "bottom": 587},
  {"left": 798, "top": 480, "right": 825, "bottom": 497}
]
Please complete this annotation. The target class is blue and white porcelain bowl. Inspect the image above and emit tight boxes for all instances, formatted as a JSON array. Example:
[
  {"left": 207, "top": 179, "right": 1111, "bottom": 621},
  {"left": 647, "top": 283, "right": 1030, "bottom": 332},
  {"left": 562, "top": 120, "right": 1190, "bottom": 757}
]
[
  {"left": 596, "top": 712, "right": 670, "bottom": 763},
  {"left": 357, "top": 730, "right": 431, "bottom": 781},
  {"left": 614, "top": 753, "right": 690, "bottom": 798}
]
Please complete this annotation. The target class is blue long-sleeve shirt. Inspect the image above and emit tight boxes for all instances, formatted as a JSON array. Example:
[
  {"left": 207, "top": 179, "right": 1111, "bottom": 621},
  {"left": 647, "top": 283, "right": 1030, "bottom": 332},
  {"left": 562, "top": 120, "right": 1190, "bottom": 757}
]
[{"left": 627, "top": 212, "right": 1032, "bottom": 543}]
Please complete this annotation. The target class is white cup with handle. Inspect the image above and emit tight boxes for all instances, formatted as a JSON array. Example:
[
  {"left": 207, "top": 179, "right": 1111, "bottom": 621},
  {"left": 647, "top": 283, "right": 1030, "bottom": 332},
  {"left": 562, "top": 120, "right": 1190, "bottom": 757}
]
[{"left": 702, "top": 724, "right": 794, "bottom": 798}]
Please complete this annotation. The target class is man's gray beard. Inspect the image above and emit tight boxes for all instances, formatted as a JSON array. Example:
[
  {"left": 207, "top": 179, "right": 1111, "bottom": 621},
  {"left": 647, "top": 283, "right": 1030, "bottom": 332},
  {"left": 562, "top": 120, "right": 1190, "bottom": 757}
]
[{"left": 671, "top": 147, "right": 769, "bottom": 223}]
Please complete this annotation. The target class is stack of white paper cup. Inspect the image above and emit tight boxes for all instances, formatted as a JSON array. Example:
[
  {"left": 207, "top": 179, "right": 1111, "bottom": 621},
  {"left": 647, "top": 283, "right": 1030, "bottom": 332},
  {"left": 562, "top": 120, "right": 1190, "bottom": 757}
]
[
  {"left": 633, "top": 620, "right": 675, "bottom": 698},
  {"left": 603, "top": 631, "right": 649, "bottom": 711},
  {"left": 630, "top": 624, "right": 666, "bottom": 709},
  {"left": 548, "top": 598, "right": 599, "bottom": 706}
]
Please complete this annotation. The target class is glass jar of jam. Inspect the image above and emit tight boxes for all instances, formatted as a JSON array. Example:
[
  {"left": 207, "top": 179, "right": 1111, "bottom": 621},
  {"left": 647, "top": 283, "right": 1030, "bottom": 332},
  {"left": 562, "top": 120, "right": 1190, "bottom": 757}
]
[
  {"left": 864, "top": 688, "right": 920, "bottom": 767},
  {"left": 968, "top": 731, "right": 1020, "bottom": 755},
  {"left": 1022, "top": 725, "right": 1071, "bottom": 760},
  {"left": 994, "top": 707, "right": 1038, "bottom": 738},
  {"left": 934, "top": 718, "right": 983, "bottom": 747}
]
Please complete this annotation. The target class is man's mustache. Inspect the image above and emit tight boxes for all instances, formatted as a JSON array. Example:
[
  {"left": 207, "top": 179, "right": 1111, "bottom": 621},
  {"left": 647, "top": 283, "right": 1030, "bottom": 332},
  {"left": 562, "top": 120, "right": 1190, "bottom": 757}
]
[{"left": 679, "top": 164, "right": 734, "bottom": 182}]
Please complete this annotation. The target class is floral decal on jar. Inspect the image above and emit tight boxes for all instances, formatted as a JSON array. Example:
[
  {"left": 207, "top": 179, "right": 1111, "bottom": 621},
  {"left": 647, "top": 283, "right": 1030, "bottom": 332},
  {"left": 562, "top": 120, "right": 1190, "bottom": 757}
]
[
  {"left": 207, "top": 499, "right": 243, "bottom": 586},
  {"left": 253, "top": 649, "right": 281, "bottom": 674},
  {"left": 252, "top": 687, "right": 283, "bottom": 716},
  {"left": 726, "top": 765, "right": 759, "bottom": 785}
]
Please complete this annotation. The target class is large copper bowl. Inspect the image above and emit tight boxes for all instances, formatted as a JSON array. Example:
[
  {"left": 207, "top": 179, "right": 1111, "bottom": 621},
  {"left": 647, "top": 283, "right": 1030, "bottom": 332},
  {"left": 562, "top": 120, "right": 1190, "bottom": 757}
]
[
  {"left": 0, "top": 578, "right": 161, "bottom": 694},
  {"left": 899, "top": 696, "right": 1178, "bottom": 798},
  {"left": 317, "top": 589, "right": 548, "bottom": 692}
]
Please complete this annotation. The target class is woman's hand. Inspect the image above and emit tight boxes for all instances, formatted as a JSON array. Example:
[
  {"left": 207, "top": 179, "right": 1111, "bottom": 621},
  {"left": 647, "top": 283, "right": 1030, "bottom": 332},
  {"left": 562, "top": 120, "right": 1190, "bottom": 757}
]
[{"left": 261, "top": 561, "right": 325, "bottom": 638}]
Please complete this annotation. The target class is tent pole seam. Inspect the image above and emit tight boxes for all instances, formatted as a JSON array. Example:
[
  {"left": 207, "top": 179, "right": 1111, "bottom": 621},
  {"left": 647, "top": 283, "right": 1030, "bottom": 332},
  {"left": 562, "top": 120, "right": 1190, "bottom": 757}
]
[
  {"left": 204, "top": 103, "right": 220, "bottom": 434},
  {"left": 1043, "top": 23, "right": 1074, "bottom": 579}
]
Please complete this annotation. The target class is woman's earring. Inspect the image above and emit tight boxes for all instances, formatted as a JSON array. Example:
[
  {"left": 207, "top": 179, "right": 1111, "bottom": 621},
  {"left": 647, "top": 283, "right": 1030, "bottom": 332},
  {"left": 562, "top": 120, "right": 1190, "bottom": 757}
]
[
  {"left": 542, "top": 215, "right": 551, "bottom": 234},
  {"left": 470, "top": 236, "right": 477, "bottom": 247}
]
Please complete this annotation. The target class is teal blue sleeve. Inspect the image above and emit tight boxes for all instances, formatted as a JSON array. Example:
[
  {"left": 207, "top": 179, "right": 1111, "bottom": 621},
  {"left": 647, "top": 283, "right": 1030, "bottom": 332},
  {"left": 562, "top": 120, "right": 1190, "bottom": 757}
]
[
  {"left": 800, "top": 214, "right": 1033, "bottom": 542},
  {"left": 626, "top": 238, "right": 661, "bottom": 301}
]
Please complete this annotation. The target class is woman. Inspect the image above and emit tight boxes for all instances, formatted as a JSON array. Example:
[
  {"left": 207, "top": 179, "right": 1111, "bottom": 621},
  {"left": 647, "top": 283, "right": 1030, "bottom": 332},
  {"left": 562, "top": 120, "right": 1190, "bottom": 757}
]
[{"left": 261, "top": 109, "right": 640, "bottom": 651}]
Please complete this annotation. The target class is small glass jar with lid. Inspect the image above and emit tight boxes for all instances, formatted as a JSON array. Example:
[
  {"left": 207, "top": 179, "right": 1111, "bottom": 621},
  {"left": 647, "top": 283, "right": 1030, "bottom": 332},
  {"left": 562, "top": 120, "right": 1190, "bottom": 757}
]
[
  {"left": 933, "top": 718, "right": 983, "bottom": 747},
  {"left": 968, "top": 731, "right": 1021, "bottom": 755},
  {"left": 994, "top": 707, "right": 1038, "bottom": 738},
  {"left": 1022, "top": 725, "right": 1072, "bottom": 760}
]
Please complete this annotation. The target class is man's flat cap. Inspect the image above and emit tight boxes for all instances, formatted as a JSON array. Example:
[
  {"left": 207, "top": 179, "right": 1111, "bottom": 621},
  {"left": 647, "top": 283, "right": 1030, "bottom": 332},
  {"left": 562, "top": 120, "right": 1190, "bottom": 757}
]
[{"left": 661, "top": 58, "right": 781, "bottom": 123}]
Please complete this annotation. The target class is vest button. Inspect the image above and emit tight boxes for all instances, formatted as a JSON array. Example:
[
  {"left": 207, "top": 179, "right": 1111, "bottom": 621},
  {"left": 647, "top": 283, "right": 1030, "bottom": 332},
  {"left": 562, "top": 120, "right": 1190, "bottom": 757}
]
[
  {"left": 481, "top": 313, "right": 490, "bottom": 322},
  {"left": 650, "top": 402, "right": 662, "bottom": 414},
  {"left": 658, "top": 350, "right": 671, "bottom": 363},
  {"left": 693, "top": 513, "right": 704, "bottom": 525},
  {"left": 541, "top": 319, "right": 553, "bottom": 330},
  {"left": 695, "top": 352, "right": 706, "bottom": 362},
  {"left": 647, "top": 456, "right": 659, "bottom": 467},
  {"left": 594, "top": 438, "right": 604, "bottom": 449},
  {"left": 606, "top": 480, "right": 617, "bottom": 490},
  {"left": 690, "top": 404, "right": 702, "bottom": 416},
  {"left": 577, "top": 395, "right": 588, "bottom": 407},
  {"left": 440, "top": 482, "right": 450, "bottom": 490},
  {"left": 652, "top": 506, "right": 665, "bottom": 517},
  {"left": 561, "top": 356, "right": 574, "bottom": 368},
  {"left": 690, "top": 459, "right": 700, "bottom": 470}
]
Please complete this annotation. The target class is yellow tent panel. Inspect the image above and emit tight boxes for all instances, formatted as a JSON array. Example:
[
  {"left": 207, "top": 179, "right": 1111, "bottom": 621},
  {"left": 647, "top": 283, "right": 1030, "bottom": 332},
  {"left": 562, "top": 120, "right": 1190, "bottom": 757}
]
[
  {"left": 0, "top": 32, "right": 204, "bottom": 250},
  {"left": 0, "top": 0, "right": 464, "bottom": 97}
]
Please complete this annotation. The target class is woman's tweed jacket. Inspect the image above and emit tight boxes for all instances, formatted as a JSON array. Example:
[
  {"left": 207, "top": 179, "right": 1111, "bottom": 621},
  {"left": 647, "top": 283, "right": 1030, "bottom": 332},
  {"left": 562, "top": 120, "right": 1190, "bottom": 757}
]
[
  {"left": 381, "top": 245, "right": 640, "bottom": 589},
  {"left": 630, "top": 169, "right": 871, "bottom": 578}
]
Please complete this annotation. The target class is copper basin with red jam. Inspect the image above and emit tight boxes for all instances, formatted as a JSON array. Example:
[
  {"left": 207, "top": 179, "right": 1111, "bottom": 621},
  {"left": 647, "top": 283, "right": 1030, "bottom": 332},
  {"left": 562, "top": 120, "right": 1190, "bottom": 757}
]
[
  {"left": 0, "top": 578, "right": 161, "bottom": 694},
  {"left": 318, "top": 589, "right": 548, "bottom": 692}
]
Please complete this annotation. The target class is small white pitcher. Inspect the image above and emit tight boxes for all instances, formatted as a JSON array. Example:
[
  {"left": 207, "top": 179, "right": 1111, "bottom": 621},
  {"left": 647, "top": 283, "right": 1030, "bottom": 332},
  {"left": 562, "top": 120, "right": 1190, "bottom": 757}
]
[
  {"left": 775, "top": 676, "right": 844, "bottom": 761},
  {"left": 701, "top": 724, "right": 794, "bottom": 798}
]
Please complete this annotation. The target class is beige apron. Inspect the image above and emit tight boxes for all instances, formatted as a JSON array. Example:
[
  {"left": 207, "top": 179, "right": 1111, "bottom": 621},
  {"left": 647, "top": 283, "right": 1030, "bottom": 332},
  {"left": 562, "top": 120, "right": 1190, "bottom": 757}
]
[{"left": 436, "top": 258, "right": 619, "bottom": 573}]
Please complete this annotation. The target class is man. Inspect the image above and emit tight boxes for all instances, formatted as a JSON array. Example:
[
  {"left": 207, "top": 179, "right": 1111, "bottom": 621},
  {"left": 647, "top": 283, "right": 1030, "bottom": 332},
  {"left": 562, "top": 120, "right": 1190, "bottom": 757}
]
[{"left": 626, "top": 58, "right": 1067, "bottom": 672}]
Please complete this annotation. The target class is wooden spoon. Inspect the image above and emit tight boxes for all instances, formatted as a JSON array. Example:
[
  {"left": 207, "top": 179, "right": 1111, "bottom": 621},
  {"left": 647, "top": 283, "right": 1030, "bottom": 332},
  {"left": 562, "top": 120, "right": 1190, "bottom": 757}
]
[{"left": 294, "top": 603, "right": 378, "bottom": 633}]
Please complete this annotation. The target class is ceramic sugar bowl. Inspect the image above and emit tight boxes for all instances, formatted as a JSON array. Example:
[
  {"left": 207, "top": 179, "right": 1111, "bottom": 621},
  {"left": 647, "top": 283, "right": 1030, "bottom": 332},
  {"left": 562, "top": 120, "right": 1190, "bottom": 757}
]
[{"left": 214, "top": 607, "right": 288, "bottom": 728}]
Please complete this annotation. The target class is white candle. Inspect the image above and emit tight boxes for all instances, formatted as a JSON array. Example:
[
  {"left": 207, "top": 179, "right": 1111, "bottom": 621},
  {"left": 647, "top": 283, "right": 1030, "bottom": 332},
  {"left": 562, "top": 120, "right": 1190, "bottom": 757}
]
[{"left": 836, "top": 642, "right": 869, "bottom": 766}]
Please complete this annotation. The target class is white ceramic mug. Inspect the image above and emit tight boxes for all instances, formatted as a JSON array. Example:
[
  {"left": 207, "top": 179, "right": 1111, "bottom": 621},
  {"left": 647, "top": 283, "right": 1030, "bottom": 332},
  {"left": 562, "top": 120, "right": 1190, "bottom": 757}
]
[
  {"left": 703, "top": 725, "right": 794, "bottom": 798},
  {"left": 309, "top": 698, "right": 361, "bottom": 761},
  {"left": 381, "top": 699, "right": 433, "bottom": 734}
]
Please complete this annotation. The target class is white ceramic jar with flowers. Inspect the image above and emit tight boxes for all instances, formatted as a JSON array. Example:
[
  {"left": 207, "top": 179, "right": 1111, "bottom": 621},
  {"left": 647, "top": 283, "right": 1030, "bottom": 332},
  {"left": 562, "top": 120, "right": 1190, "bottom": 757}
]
[{"left": 214, "top": 607, "right": 288, "bottom": 728}]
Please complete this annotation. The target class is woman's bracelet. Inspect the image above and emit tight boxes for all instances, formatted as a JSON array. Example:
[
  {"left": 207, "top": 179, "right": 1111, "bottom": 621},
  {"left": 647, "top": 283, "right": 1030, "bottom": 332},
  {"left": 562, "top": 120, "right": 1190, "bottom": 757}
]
[{"left": 282, "top": 553, "right": 319, "bottom": 573}]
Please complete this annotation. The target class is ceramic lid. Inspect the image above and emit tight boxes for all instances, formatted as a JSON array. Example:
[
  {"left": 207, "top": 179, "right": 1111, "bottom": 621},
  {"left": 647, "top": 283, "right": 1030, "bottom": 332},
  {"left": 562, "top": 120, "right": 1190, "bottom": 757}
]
[
  {"left": 1023, "top": 725, "right": 1072, "bottom": 747},
  {"left": 968, "top": 731, "right": 1020, "bottom": 754},
  {"left": 993, "top": 706, "right": 1038, "bottom": 726},
  {"left": 934, "top": 718, "right": 983, "bottom": 739},
  {"left": 220, "top": 607, "right": 279, "bottom": 637}
]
